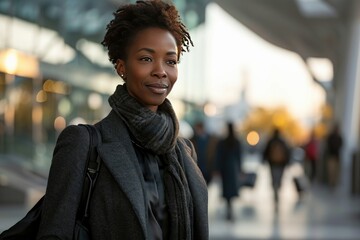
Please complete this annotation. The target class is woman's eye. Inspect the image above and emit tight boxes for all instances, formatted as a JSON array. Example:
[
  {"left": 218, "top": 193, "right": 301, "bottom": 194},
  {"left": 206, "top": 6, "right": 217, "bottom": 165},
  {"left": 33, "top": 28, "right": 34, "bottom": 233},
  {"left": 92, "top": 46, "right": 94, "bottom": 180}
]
[
  {"left": 167, "top": 60, "right": 178, "bottom": 65},
  {"left": 140, "top": 57, "right": 152, "bottom": 62}
]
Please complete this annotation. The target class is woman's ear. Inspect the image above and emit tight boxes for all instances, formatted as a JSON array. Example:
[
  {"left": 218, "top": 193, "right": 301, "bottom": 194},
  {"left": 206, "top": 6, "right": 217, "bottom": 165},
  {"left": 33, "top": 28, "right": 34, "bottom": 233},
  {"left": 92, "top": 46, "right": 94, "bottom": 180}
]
[{"left": 116, "top": 59, "right": 126, "bottom": 80}]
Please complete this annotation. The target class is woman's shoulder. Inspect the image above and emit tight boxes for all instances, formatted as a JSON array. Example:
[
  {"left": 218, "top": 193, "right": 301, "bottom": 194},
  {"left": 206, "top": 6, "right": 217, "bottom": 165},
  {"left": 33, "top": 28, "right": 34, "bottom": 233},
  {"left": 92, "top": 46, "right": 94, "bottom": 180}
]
[
  {"left": 56, "top": 124, "right": 90, "bottom": 145},
  {"left": 52, "top": 125, "right": 92, "bottom": 163}
]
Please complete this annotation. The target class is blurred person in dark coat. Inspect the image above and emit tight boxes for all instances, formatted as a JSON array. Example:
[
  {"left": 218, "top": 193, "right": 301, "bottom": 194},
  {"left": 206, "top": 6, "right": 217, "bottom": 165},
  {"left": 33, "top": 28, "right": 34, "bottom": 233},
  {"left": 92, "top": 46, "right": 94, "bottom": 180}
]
[
  {"left": 262, "top": 128, "right": 291, "bottom": 206},
  {"left": 215, "top": 122, "right": 242, "bottom": 221},
  {"left": 325, "top": 123, "right": 343, "bottom": 188},
  {"left": 191, "top": 121, "right": 217, "bottom": 184},
  {"left": 35, "top": 1, "right": 208, "bottom": 239}
]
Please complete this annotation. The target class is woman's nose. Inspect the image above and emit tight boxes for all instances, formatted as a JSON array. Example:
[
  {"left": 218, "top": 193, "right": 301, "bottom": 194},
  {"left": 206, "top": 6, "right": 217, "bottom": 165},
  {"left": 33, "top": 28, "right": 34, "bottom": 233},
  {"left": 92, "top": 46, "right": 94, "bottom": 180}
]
[{"left": 151, "top": 62, "right": 167, "bottom": 78}]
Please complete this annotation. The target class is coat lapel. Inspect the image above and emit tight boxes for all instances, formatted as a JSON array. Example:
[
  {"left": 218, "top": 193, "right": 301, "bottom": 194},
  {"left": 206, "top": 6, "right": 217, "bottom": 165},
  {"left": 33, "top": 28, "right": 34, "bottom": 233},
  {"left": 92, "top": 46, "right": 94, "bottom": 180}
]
[{"left": 96, "top": 111, "right": 147, "bottom": 236}]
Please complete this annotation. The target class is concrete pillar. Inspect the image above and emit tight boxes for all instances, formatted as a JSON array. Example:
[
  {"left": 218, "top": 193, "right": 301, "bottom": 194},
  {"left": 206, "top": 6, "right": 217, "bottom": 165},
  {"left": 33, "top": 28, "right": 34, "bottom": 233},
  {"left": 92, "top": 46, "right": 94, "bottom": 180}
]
[{"left": 339, "top": 1, "right": 360, "bottom": 195}]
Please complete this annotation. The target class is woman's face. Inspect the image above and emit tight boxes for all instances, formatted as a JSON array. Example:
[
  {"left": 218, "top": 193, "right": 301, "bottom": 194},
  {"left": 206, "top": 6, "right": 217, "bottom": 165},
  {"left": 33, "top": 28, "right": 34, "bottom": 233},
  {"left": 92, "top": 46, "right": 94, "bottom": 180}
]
[{"left": 116, "top": 27, "right": 179, "bottom": 112}]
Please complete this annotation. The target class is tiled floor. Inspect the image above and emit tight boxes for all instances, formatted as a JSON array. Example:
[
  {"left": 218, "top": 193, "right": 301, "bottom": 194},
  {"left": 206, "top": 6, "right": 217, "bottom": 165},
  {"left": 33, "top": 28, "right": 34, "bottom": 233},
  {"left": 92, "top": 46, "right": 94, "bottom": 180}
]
[{"left": 209, "top": 154, "right": 360, "bottom": 240}]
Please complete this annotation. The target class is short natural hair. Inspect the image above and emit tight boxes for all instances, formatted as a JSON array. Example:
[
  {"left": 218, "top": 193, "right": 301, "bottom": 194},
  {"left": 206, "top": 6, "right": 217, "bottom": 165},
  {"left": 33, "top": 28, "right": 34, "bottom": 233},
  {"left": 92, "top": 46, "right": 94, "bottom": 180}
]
[{"left": 101, "top": 0, "right": 193, "bottom": 67}]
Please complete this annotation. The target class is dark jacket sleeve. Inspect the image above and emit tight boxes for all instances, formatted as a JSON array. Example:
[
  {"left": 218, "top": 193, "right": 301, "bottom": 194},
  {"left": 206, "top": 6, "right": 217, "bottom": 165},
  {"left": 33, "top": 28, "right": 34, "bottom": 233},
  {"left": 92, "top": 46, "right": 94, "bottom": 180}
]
[{"left": 37, "top": 125, "right": 90, "bottom": 240}]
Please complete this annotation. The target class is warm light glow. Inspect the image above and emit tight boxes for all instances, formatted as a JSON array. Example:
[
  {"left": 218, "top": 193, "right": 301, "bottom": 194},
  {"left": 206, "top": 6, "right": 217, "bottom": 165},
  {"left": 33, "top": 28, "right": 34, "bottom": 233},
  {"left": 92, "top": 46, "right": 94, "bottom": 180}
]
[
  {"left": 204, "top": 103, "right": 217, "bottom": 116},
  {"left": 0, "top": 48, "right": 39, "bottom": 78},
  {"left": 36, "top": 90, "right": 47, "bottom": 103},
  {"left": 246, "top": 131, "right": 260, "bottom": 146},
  {"left": 54, "top": 116, "right": 66, "bottom": 132},
  {"left": 4, "top": 49, "right": 17, "bottom": 74},
  {"left": 87, "top": 93, "right": 103, "bottom": 110},
  {"left": 43, "top": 79, "right": 69, "bottom": 95}
]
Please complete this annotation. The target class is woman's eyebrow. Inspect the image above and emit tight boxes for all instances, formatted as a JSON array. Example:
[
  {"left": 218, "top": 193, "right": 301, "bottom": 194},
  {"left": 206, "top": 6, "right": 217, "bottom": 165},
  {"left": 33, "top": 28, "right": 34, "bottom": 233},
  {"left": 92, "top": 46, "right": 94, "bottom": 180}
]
[
  {"left": 137, "top": 47, "right": 155, "bottom": 53},
  {"left": 137, "top": 48, "right": 177, "bottom": 56}
]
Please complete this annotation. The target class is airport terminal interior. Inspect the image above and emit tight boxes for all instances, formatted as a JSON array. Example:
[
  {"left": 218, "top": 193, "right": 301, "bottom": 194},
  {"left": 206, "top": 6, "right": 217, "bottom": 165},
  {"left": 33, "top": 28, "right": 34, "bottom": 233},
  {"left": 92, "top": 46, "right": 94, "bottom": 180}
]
[{"left": 1, "top": 0, "right": 360, "bottom": 239}]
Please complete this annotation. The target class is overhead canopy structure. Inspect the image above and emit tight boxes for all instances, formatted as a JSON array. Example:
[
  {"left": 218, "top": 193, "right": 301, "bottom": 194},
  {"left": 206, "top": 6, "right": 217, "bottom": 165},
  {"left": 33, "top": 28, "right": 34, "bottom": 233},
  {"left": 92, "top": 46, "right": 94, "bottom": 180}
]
[{"left": 213, "top": 0, "right": 353, "bottom": 88}]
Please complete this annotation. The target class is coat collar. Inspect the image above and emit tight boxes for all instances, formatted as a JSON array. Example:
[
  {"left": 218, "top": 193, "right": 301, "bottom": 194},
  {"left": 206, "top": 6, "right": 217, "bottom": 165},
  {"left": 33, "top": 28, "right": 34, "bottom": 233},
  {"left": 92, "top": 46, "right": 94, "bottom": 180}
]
[{"left": 95, "top": 111, "right": 147, "bottom": 236}]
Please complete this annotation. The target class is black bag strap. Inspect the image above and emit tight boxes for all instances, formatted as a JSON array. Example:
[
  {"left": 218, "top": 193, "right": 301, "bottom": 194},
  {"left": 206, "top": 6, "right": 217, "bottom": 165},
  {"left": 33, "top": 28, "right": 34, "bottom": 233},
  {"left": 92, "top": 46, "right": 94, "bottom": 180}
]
[{"left": 77, "top": 124, "right": 102, "bottom": 221}]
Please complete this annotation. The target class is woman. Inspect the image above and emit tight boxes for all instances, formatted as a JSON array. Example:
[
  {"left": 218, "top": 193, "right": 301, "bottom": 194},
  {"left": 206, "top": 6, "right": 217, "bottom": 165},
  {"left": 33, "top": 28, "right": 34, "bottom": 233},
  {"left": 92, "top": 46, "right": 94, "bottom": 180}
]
[{"left": 37, "top": 1, "right": 208, "bottom": 239}]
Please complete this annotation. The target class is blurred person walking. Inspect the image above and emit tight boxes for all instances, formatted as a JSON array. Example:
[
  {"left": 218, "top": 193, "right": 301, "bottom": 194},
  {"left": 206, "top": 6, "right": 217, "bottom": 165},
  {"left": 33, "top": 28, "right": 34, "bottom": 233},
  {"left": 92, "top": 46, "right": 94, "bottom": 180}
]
[
  {"left": 262, "top": 128, "right": 291, "bottom": 207},
  {"left": 2, "top": 1, "right": 209, "bottom": 239},
  {"left": 304, "top": 130, "right": 319, "bottom": 183},
  {"left": 215, "top": 122, "right": 242, "bottom": 221},
  {"left": 325, "top": 123, "right": 343, "bottom": 188},
  {"left": 191, "top": 121, "right": 217, "bottom": 184}
]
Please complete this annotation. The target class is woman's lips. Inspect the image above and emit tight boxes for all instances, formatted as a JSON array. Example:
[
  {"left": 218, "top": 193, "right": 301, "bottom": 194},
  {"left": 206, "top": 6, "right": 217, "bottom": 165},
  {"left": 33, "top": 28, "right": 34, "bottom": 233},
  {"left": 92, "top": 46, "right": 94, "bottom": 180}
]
[{"left": 146, "top": 83, "right": 168, "bottom": 94}]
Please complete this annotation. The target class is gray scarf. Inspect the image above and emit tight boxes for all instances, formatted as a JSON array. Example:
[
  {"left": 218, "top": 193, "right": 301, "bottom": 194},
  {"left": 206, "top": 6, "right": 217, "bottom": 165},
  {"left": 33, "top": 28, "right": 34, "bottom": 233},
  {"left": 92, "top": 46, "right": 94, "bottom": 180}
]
[{"left": 108, "top": 84, "right": 193, "bottom": 239}]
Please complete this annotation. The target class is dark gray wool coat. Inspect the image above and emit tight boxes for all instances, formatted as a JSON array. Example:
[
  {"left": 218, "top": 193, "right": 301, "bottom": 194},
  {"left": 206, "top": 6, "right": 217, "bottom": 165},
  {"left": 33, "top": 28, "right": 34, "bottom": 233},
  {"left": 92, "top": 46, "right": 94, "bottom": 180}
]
[{"left": 37, "top": 110, "right": 208, "bottom": 240}]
